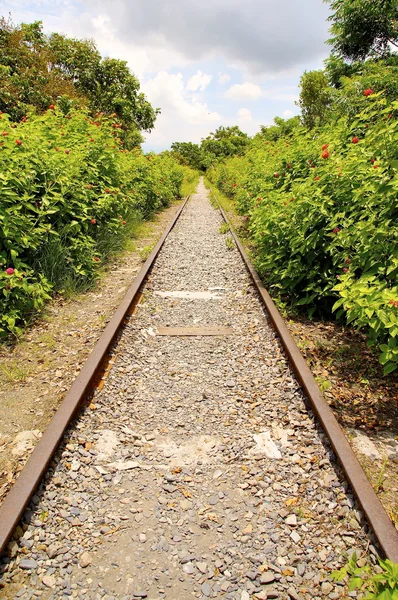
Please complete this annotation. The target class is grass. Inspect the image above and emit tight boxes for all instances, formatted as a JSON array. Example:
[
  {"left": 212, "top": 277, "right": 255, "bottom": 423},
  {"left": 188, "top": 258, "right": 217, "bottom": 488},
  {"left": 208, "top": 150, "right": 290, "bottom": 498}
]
[
  {"left": 225, "top": 236, "right": 235, "bottom": 250},
  {"left": 139, "top": 244, "right": 154, "bottom": 261},
  {"left": 180, "top": 171, "right": 200, "bottom": 197},
  {"left": 219, "top": 222, "right": 230, "bottom": 234},
  {"left": 0, "top": 361, "right": 31, "bottom": 384},
  {"left": 30, "top": 170, "right": 200, "bottom": 304}
]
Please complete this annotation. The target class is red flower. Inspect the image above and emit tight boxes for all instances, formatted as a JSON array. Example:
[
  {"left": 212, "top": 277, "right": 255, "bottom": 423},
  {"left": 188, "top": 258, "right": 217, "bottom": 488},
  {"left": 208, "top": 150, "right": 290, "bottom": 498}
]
[
  {"left": 343, "top": 267, "right": 349, "bottom": 273},
  {"left": 333, "top": 227, "right": 340, "bottom": 234},
  {"left": 15, "top": 139, "right": 22, "bottom": 146},
  {"left": 286, "top": 163, "right": 291, "bottom": 168},
  {"left": 290, "top": 197, "right": 295, "bottom": 202},
  {"left": 122, "top": 220, "right": 126, "bottom": 225},
  {"left": 55, "top": 147, "right": 59, "bottom": 151},
  {"left": 91, "top": 219, "right": 97, "bottom": 225},
  {"left": 65, "top": 149, "right": 69, "bottom": 154},
  {"left": 2, "top": 131, "right": 8, "bottom": 136},
  {"left": 345, "top": 258, "right": 350, "bottom": 264},
  {"left": 90, "top": 138, "right": 95, "bottom": 142},
  {"left": 352, "top": 137, "right": 359, "bottom": 144},
  {"left": 49, "top": 104, "right": 55, "bottom": 109},
  {"left": 314, "top": 176, "right": 320, "bottom": 181},
  {"left": 105, "top": 188, "right": 110, "bottom": 194},
  {"left": 373, "top": 164, "right": 379, "bottom": 169},
  {"left": 322, "top": 144, "right": 328, "bottom": 150},
  {"left": 363, "top": 88, "right": 373, "bottom": 97},
  {"left": 322, "top": 151, "right": 329, "bottom": 159},
  {"left": 273, "top": 173, "right": 279, "bottom": 178},
  {"left": 93, "top": 257, "right": 100, "bottom": 262},
  {"left": 5, "top": 267, "right": 14, "bottom": 275}
]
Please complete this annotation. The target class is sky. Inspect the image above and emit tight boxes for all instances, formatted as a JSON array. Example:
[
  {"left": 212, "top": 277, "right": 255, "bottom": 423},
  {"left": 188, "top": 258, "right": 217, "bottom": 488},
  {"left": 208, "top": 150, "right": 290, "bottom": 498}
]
[{"left": 0, "top": 0, "right": 333, "bottom": 151}]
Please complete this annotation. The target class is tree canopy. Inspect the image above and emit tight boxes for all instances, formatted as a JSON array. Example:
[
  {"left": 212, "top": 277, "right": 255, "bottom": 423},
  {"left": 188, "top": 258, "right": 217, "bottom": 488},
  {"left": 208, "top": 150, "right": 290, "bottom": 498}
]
[
  {"left": 0, "top": 18, "right": 157, "bottom": 146},
  {"left": 326, "top": 0, "right": 398, "bottom": 61}
]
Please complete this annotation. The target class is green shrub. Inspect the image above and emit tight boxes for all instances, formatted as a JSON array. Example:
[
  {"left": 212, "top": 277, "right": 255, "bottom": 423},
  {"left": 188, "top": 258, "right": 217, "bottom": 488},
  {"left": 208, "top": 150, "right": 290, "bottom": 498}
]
[
  {"left": 0, "top": 105, "right": 192, "bottom": 337},
  {"left": 208, "top": 92, "right": 398, "bottom": 373},
  {"left": 332, "top": 554, "right": 398, "bottom": 599}
]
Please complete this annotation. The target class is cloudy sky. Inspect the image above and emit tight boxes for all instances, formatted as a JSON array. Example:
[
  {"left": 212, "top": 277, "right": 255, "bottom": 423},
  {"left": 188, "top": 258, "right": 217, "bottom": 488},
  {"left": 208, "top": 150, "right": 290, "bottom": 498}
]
[{"left": 1, "top": 0, "right": 332, "bottom": 150}]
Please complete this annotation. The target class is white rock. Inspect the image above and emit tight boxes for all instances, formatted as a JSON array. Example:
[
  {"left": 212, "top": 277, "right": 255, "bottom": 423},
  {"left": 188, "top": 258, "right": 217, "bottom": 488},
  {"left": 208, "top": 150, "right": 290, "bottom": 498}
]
[
  {"left": 95, "top": 430, "right": 119, "bottom": 460},
  {"left": 79, "top": 551, "right": 92, "bottom": 568},
  {"left": 42, "top": 575, "right": 56, "bottom": 588},
  {"left": 249, "top": 431, "right": 282, "bottom": 459},
  {"left": 108, "top": 460, "right": 140, "bottom": 471},
  {"left": 351, "top": 430, "right": 381, "bottom": 460},
  {"left": 11, "top": 430, "right": 41, "bottom": 457},
  {"left": 290, "top": 531, "right": 301, "bottom": 543}
]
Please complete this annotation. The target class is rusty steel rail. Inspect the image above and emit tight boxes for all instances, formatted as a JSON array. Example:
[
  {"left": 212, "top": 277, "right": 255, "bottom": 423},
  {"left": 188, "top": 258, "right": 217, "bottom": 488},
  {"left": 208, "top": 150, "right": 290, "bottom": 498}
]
[
  {"left": 0, "top": 196, "right": 189, "bottom": 556},
  {"left": 214, "top": 196, "right": 398, "bottom": 562}
]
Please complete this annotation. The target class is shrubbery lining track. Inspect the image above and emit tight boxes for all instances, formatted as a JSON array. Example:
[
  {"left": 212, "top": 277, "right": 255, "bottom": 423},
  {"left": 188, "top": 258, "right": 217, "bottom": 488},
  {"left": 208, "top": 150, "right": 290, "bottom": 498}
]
[
  {"left": 0, "top": 184, "right": 397, "bottom": 574},
  {"left": 215, "top": 197, "right": 398, "bottom": 563}
]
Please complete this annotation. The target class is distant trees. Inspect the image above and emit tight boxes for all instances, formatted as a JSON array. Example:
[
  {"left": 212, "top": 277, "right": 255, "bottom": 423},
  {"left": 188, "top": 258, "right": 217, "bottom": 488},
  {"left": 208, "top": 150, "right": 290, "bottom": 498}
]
[
  {"left": 258, "top": 115, "right": 301, "bottom": 141},
  {"left": 297, "top": 70, "right": 334, "bottom": 129},
  {"left": 0, "top": 18, "right": 157, "bottom": 147},
  {"left": 201, "top": 126, "right": 249, "bottom": 160},
  {"left": 171, "top": 127, "right": 249, "bottom": 170}
]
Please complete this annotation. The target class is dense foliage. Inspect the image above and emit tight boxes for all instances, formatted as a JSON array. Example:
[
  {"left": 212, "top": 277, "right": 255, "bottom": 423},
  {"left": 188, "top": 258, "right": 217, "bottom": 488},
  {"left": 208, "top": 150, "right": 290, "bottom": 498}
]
[
  {"left": 0, "top": 19, "right": 157, "bottom": 147},
  {"left": 171, "top": 126, "right": 249, "bottom": 171},
  {"left": 208, "top": 91, "right": 398, "bottom": 374},
  {"left": 326, "top": 0, "right": 398, "bottom": 61},
  {"left": 0, "top": 106, "right": 194, "bottom": 338}
]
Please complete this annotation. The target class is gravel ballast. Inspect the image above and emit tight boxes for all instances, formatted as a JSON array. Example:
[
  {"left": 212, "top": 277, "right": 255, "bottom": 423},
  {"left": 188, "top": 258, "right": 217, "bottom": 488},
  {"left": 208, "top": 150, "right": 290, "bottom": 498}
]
[{"left": 0, "top": 180, "right": 375, "bottom": 599}]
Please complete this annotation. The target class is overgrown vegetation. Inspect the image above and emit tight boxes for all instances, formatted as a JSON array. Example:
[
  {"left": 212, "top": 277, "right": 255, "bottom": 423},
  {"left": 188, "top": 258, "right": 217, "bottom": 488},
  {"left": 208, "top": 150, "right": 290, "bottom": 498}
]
[
  {"left": 0, "top": 21, "right": 196, "bottom": 339},
  {"left": 204, "top": 1, "right": 398, "bottom": 376},
  {"left": 0, "top": 18, "right": 157, "bottom": 147}
]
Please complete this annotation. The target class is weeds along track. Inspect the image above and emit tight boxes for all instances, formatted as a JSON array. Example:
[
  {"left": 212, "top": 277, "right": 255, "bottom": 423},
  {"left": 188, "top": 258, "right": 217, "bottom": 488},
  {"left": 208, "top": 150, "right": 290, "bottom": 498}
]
[{"left": 0, "top": 179, "right": 397, "bottom": 600}]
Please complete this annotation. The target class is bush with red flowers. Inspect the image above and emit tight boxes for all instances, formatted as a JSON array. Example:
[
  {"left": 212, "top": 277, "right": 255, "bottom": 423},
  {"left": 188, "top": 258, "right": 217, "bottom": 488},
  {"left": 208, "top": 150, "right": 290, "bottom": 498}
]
[
  {"left": 0, "top": 107, "right": 196, "bottom": 338},
  {"left": 208, "top": 93, "right": 397, "bottom": 373}
]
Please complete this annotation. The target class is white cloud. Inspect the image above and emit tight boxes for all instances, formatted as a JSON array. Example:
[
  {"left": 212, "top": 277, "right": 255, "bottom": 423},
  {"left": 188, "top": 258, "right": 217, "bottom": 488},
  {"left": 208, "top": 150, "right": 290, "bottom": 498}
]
[
  {"left": 237, "top": 108, "right": 252, "bottom": 122},
  {"left": 226, "top": 82, "right": 262, "bottom": 101},
  {"left": 218, "top": 73, "right": 231, "bottom": 85},
  {"left": 283, "top": 109, "right": 294, "bottom": 118},
  {"left": 84, "top": 0, "right": 331, "bottom": 75},
  {"left": 186, "top": 70, "right": 212, "bottom": 92},
  {"left": 142, "top": 71, "right": 221, "bottom": 149}
]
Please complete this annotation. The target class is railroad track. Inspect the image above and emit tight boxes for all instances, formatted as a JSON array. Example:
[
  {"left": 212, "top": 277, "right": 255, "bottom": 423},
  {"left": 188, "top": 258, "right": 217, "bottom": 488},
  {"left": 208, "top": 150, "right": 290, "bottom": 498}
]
[{"left": 0, "top": 179, "right": 397, "bottom": 599}]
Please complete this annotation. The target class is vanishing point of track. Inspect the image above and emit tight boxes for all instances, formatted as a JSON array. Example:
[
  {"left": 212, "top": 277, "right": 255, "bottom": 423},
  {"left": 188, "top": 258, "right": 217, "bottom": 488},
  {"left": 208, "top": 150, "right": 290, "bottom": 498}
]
[{"left": 0, "top": 179, "right": 397, "bottom": 600}]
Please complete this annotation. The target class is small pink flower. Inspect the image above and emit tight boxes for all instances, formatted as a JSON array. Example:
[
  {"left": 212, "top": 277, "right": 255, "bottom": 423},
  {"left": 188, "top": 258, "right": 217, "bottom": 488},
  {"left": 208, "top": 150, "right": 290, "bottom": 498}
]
[{"left": 6, "top": 267, "right": 14, "bottom": 275}]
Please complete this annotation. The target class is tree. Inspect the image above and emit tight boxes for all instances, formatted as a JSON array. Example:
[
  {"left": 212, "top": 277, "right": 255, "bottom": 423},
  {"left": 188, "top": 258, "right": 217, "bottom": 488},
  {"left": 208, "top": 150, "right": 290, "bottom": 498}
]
[
  {"left": 201, "top": 126, "right": 249, "bottom": 163},
  {"left": 326, "top": 0, "right": 398, "bottom": 61},
  {"left": 0, "top": 19, "right": 157, "bottom": 145},
  {"left": 258, "top": 115, "right": 301, "bottom": 141},
  {"left": 170, "top": 142, "right": 206, "bottom": 170},
  {"left": 297, "top": 70, "right": 334, "bottom": 129},
  {"left": 0, "top": 18, "right": 79, "bottom": 120}
]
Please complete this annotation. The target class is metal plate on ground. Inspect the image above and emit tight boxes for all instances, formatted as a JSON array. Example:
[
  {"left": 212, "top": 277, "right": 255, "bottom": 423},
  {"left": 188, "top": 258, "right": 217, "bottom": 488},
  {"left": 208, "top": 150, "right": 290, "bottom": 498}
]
[{"left": 156, "top": 326, "right": 234, "bottom": 336}]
